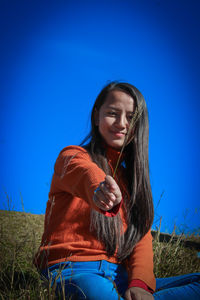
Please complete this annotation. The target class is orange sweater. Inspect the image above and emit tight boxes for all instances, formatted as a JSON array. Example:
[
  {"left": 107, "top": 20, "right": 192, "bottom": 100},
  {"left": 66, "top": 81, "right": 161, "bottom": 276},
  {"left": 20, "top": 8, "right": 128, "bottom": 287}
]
[{"left": 35, "top": 145, "right": 156, "bottom": 291}]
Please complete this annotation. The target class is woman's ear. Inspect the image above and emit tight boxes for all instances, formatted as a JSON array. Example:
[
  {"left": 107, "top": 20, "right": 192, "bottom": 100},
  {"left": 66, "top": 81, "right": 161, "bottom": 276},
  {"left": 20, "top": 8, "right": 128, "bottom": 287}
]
[{"left": 94, "top": 108, "right": 99, "bottom": 126}]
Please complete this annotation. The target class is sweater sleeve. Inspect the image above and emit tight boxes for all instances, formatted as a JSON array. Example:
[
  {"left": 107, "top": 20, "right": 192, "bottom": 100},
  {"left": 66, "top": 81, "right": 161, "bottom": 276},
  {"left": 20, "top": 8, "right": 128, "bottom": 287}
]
[
  {"left": 52, "top": 146, "right": 121, "bottom": 215},
  {"left": 128, "top": 279, "right": 154, "bottom": 294},
  {"left": 126, "top": 230, "right": 156, "bottom": 292}
]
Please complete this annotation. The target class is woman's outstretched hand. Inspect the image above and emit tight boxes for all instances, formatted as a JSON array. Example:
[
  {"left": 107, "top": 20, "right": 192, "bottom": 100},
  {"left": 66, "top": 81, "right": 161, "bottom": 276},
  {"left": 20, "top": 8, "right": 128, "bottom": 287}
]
[
  {"left": 125, "top": 287, "right": 154, "bottom": 300},
  {"left": 93, "top": 175, "right": 122, "bottom": 211}
]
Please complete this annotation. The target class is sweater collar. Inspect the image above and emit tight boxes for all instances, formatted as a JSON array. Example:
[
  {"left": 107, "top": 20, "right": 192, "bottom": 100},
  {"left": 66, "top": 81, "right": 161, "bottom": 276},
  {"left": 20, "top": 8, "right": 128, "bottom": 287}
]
[{"left": 106, "top": 146, "right": 125, "bottom": 167}]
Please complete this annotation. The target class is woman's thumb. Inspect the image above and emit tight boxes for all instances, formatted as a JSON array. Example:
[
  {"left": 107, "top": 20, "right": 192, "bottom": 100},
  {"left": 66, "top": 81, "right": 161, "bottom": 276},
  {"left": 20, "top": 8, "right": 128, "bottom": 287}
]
[{"left": 105, "top": 175, "right": 116, "bottom": 189}]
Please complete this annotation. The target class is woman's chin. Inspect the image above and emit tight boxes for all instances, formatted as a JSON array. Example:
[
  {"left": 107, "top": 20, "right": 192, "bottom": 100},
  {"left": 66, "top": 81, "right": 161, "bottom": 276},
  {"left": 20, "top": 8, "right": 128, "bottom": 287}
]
[{"left": 105, "top": 141, "right": 124, "bottom": 150}]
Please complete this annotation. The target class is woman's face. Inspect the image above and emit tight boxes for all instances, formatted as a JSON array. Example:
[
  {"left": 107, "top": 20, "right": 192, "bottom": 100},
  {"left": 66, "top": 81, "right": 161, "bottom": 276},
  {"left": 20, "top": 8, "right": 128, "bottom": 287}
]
[{"left": 95, "top": 90, "right": 135, "bottom": 149}]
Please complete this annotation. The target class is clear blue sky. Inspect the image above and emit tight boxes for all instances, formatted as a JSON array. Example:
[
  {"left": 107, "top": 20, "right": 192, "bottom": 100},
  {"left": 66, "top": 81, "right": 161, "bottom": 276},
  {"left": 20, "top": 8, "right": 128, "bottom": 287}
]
[{"left": 0, "top": 0, "right": 200, "bottom": 234}]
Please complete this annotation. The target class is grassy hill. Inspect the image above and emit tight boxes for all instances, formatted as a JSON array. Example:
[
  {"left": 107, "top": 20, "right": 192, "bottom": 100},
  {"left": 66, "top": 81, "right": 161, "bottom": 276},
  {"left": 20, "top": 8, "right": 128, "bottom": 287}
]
[{"left": 0, "top": 210, "right": 200, "bottom": 299}]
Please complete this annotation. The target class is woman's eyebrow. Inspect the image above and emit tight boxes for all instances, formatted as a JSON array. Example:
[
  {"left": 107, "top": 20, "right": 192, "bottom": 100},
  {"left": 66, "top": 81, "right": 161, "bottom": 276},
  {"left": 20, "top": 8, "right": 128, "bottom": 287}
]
[
  {"left": 106, "top": 106, "right": 120, "bottom": 111},
  {"left": 106, "top": 106, "right": 134, "bottom": 114}
]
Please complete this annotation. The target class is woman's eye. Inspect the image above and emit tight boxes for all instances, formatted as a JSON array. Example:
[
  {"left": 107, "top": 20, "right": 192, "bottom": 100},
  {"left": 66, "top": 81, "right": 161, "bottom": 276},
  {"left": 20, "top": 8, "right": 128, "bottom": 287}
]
[
  {"left": 108, "top": 111, "right": 117, "bottom": 116},
  {"left": 127, "top": 115, "right": 133, "bottom": 121}
]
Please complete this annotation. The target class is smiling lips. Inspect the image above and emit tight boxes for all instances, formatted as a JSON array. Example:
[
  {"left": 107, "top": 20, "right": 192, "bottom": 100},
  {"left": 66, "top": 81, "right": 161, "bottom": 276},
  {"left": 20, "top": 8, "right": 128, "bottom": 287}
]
[{"left": 111, "top": 131, "right": 126, "bottom": 137}]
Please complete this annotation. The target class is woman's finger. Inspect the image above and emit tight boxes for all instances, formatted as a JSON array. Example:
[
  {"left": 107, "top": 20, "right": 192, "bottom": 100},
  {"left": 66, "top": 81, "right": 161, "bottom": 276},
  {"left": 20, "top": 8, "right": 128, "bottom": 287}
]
[
  {"left": 93, "top": 189, "right": 114, "bottom": 210},
  {"left": 98, "top": 182, "right": 116, "bottom": 202},
  {"left": 105, "top": 175, "right": 122, "bottom": 203}
]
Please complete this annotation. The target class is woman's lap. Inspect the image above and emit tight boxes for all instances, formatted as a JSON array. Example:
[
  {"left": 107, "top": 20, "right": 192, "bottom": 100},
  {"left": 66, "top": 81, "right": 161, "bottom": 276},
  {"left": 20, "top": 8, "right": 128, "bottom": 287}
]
[
  {"left": 59, "top": 273, "right": 124, "bottom": 299},
  {"left": 42, "top": 260, "right": 128, "bottom": 299},
  {"left": 41, "top": 261, "right": 200, "bottom": 299}
]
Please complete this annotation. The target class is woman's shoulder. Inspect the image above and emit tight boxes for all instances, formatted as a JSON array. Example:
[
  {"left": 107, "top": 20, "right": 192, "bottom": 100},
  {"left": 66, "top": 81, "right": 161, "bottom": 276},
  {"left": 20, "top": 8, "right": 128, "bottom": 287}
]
[
  {"left": 54, "top": 146, "right": 92, "bottom": 174},
  {"left": 58, "top": 145, "right": 91, "bottom": 159}
]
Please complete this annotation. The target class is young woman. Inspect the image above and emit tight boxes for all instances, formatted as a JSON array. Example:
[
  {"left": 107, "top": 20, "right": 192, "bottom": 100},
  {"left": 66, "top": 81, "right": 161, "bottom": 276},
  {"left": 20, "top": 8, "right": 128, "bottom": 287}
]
[{"left": 35, "top": 82, "right": 200, "bottom": 299}]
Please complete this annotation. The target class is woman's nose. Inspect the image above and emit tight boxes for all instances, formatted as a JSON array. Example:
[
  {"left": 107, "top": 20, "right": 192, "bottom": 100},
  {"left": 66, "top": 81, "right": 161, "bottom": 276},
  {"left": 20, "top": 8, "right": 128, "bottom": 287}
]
[{"left": 115, "top": 115, "right": 127, "bottom": 129}]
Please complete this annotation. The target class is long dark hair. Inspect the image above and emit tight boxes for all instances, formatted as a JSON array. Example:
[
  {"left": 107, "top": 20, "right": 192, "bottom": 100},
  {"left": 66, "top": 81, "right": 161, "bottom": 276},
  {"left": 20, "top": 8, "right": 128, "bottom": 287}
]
[{"left": 81, "top": 81, "right": 154, "bottom": 261}]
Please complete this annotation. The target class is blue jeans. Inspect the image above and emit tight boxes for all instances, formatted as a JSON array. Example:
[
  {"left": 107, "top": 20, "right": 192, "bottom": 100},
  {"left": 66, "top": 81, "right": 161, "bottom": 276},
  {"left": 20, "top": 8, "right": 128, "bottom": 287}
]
[{"left": 41, "top": 260, "right": 200, "bottom": 299}]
